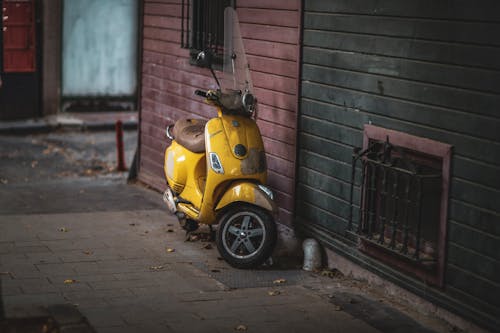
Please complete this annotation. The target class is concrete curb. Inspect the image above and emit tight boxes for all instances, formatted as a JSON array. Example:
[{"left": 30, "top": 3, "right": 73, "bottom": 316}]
[{"left": 0, "top": 116, "right": 137, "bottom": 135}]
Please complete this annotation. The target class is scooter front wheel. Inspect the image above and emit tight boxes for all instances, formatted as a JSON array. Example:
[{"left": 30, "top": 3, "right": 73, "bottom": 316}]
[{"left": 216, "top": 203, "right": 276, "bottom": 269}]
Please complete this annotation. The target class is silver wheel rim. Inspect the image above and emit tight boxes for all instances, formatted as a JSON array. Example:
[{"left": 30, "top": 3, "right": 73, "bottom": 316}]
[{"left": 221, "top": 211, "right": 266, "bottom": 259}]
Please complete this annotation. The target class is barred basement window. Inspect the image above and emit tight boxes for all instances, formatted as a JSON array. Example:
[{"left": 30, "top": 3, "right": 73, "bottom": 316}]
[
  {"left": 347, "top": 125, "right": 452, "bottom": 287},
  {"left": 181, "top": 0, "right": 234, "bottom": 66}
]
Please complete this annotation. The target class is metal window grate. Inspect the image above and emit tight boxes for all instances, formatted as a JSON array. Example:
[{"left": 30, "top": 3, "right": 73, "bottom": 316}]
[
  {"left": 181, "top": 0, "right": 231, "bottom": 61},
  {"left": 347, "top": 137, "right": 442, "bottom": 265}
]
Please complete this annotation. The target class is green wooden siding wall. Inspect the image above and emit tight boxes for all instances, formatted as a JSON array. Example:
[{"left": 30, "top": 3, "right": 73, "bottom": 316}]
[{"left": 296, "top": 0, "right": 500, "bottom": 330}]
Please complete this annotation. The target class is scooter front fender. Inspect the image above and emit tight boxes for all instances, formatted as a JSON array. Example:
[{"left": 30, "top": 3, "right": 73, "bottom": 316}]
[{"left": 215, "top": 181, "right": 277, "bottom": 214}]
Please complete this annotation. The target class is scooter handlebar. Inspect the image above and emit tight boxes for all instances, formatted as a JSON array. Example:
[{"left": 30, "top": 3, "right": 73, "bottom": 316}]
[{"left": 195, "top": 89, "right": 207, "bottom": 98}]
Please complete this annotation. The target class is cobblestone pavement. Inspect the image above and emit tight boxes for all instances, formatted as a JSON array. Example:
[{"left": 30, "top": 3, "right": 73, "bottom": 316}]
[{"left": 0, "top": 131, "right": 447, "bottom": 333}]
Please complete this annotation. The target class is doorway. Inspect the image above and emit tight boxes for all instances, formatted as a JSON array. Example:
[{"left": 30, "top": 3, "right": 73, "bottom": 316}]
[{"left": 0, "top": 0, "right": 41, "bottom": 120}]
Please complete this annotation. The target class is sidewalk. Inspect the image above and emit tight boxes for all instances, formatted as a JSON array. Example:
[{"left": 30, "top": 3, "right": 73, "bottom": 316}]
[
  {"left": 0, "top": 131, "right": 449, "bottom": 333},
  {"left": 0, "top": 112, "right": 137, "bottom": 134}
]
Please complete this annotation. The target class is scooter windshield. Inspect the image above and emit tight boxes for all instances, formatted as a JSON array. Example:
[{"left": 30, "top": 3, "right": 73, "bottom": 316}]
[{"left": 221, "top": 8, "right": 253, "bottom": 96}]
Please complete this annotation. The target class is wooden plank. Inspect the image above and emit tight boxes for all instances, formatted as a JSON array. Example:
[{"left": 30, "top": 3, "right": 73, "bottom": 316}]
[
  {"left": 143, "top": 3, "right": 181, "bottom": 17},
  {"left": 305, "top": 0, "right": 500, "bottom": 22},
  {"left": 299, "top": 115, "right": 363, "bottom": 147},
  {"left": 303, "top": 47, "right": 500, "bottom": 99},
  {"left": 143, "top": 27, "right": 181, "bottom": 43},
  {"left": 237, "top": 0, "right": 300, "bottom": 11},
  {"left": 251, "top": 71, "right": 297, "bottom": 95},
  {"left": 303, "top": 30, "right": 500, "bottom": 71},
  {"left": 304, "top": 12, "right": 500, "bottom": 47},
  {"left": 257, "top": 120, "right": 296, "bottom": 143},
  {"left": 302, "top": 63, "right": 500, "bottom": 128},
  {"left": 238, "top": 8, "right": 299, "bottom": 28},
  {"left": 240, "top": 23, "right": 298, "bottom": 45},
  {"left": 296, "top": 184, "right": 351, "bottom": 220},
  {"left": 262, "top": 137, "right": 295, "bottom": 161},
  {"left": 446, "top": 265, "right": 499, "bottom": 308},
  {"left": 244, "top": 39, "right": 298, "bottom": 61},
  {"left": 298, "top": 132, "right": 354, "bottom": 168},
  {"left": 268, "top": 170, "right": 294, "bottom": 194},
  {"left": 447, "top": 243, "right": 498, "bottom": 284},
  {"left": 453, "top": 157, "right": 500, "bottom": 190},
  {"left": 451, "top": 178, "right": 500, "bottom": 213},
  {"left": 298, "top": 149, "right": 353, "bottom": 184},
  {"left": 295, "top": 201, "right": 347, "bottom": 234},
  {"left": 301, "top": 82, "right": 500, "bottom": 155},
  {"left": 449, "top": 200, "right": 500, "bottom": 236},
  {"left": 300, "top": 98, "right": 500, "bottom": 168},
  {"left": 267, "top": 154, "right": 294, "bottom": 178},
  {"left": 247, "top": 55, "right": 297, "bottom": 78},
  {"left": 144, "top": 15, "right": 182, "bottom": 30},
  {"left": 448, "top": 221, "right": 500, "bottom": 261},
  {"left": 143, "top": 39, "right": 190, "bottom": 58},
  {"left": 256, "top": 105, "right": 296, "bottom": 128},
  {"left": 298, "top": 167, "right": 361, "bottom": 205},
  {"left": 254, "top": 87, "right": 297, "bottom": 112}
]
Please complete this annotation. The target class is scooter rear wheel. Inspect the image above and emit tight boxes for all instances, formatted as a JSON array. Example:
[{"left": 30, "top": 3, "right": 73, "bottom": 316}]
[{"left": 216, "top": 203, "right": 276, "bottom": 269}]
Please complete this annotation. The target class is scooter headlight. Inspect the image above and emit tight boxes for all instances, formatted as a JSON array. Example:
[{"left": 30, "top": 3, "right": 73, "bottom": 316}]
[
  {"left": 209, "top": 152, "right": 224, "bottom": 174},
  {"left": 258, "top": 185, "right": 274, "bottom": 200}
]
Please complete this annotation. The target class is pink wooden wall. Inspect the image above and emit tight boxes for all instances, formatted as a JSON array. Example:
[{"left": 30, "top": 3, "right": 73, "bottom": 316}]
[{"left": 139, "top": 0, "right": 301, "bottom": 226}]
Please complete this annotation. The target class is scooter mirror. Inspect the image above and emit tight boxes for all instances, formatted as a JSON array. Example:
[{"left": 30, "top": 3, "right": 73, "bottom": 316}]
[{"left": 196, "top": 51, "right": 213, "bottom": 68}]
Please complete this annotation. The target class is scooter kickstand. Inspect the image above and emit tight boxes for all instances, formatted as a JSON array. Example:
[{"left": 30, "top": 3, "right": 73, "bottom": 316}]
[{"left": 208, "top": 225, "right": 215, "bottom": 242}]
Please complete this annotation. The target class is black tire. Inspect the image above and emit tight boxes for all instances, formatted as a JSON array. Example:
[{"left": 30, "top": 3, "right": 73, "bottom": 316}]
[{"left": 216, "top": 203, "right": 277, "bottom": 269}]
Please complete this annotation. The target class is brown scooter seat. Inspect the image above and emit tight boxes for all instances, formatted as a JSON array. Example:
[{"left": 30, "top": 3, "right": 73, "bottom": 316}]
[{"left": 172, "top": 118, "right": 207, "bottom": 153}]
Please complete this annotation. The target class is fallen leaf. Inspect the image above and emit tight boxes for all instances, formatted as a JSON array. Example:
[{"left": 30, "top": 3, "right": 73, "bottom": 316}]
[
  {"left": 150, "top": 265, "right": 164, "bottom": 271},
  {"left": 268, "top": 290, "right": 281, "bottom": 296},
  {"left": 273, "top": 278, "right": 286, "bottom": 285},
  {"left": 186, "top": 234, "right": 199, "bottom": 242},
  {"left": 167, "top": 229, "right": 174, "bottom": 233},
  {"left": 64, "top": 279, "right": 76, "bottom": 284},
  {"left": 166, "top": 248, "right": 175, "bottom": 253},
  {"left": 31, "top": 161, "right": 38, "bottom": 168},
  {"left": 0, "top": 178, "right": 8, "bottom": 184},
  {"left": 210, "top": 269, "right": 220, "bottom": 273},
  {"left": 58, "top": 227, "right": 68, "bottom": 232},
  {"left": 235, "top": 324, "right": 247, "bottom": 331},
  {"left": 82, "top": 250, "right": 93, "bottom": 255},
  {"left": 203, "top": 244, "right": 213, "bottom": 250}
]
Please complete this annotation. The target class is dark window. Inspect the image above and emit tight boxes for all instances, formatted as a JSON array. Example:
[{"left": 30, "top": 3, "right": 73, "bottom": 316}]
[
  {"left": 347, "top": 125, "right": 452, "bottom": 287},
  {"left": 181, "top": 0, "right": 233, "bottom": 66}
]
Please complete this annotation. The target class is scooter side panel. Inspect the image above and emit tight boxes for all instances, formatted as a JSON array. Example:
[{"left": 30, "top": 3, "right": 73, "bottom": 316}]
[{"left": 164, "top": 140, "right": 205, "bottom": 210}]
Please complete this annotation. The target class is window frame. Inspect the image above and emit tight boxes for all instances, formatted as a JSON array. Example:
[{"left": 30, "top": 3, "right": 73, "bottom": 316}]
[
  {"left": 181, "top": 0, "right": 235, "bottom": 68},
  {"left": 351, "top": 125, "right": 452, "bottom": 287}
]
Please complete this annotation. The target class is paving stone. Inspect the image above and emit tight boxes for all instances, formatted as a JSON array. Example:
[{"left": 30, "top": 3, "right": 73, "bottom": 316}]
[{"left": 47, "top": 304, "right": 86, "bottom": 326}]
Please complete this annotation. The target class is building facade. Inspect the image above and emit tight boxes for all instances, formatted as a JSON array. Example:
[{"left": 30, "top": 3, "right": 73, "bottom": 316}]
[{"left": 137, "top": 1, "right": 500, "bottom": 331}]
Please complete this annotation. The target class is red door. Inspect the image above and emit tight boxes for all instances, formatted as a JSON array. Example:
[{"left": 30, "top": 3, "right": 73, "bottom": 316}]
[{"left": 0, "top": 0, "right": 40, "bottom": 120}]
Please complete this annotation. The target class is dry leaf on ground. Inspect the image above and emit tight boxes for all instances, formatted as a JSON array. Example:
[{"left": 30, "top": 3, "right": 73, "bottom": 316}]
[
  {"left": 58, "top": 227, "right": 68, "bottom": 232},
  {"left": 235, "top": 324, "right": 247, "bottom": 331},
  {"left": 64, "top": 279, "right": 76, "bottom": 284},
  {"left": 268, "top": 290, "right": 281, "bottom": 296},
  {"left": 150, "top": 265, "right": 164, "bottom": 271},
  {"left": 166, "top": 248, "right": 175, "bottom": 253},
  {"left": 273, "top": 278, "right": 286, "bottom": 285}
]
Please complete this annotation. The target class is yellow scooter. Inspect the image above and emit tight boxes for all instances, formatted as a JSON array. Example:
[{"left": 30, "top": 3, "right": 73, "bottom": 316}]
[{"left": 163, "top": 8, "right": 277, "bottom": 268}]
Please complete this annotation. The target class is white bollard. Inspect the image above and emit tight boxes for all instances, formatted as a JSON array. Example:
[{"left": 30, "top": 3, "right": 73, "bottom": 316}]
[{"left": 302, "top": 238, "right": 322, "bottom": 271}]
